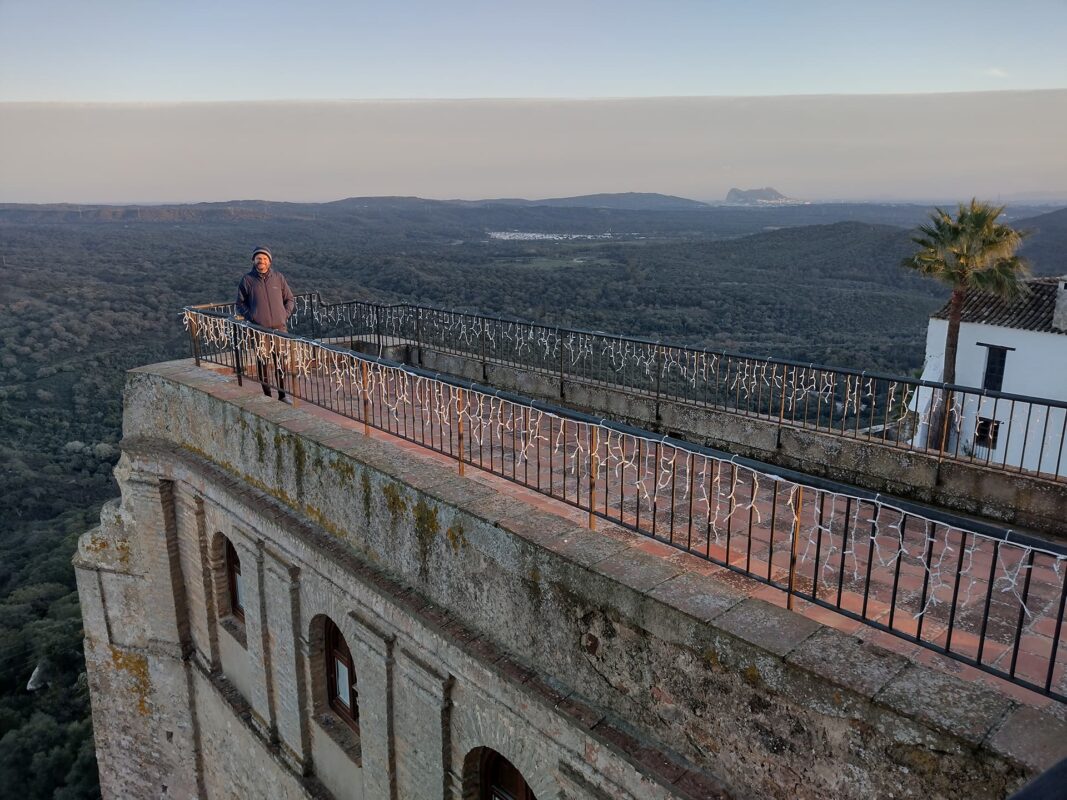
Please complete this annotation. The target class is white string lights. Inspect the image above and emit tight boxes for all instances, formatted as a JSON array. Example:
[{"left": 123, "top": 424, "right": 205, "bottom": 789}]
[{"left": 185, "top": 311, "right": 1067, "bottom": 687}]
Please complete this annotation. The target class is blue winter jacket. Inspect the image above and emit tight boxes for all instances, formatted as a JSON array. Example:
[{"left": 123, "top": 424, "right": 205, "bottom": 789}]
[{"left": 236, "top": 268, "right": 295, "bottom": 331}]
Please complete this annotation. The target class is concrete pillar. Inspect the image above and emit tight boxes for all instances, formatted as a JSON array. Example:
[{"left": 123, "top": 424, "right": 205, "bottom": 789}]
[
  {"left": 393, "top": 647, "right": 453, "bottom": 800},
  {"left": 344, "top": 609, "right": 398, "bottom": 800},
  {"left": 262, "top": 546, "right": 311, "bottom": 772}
]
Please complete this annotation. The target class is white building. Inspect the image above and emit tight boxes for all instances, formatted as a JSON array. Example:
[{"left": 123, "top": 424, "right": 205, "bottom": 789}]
[{"left": 915, "top": 276, "right": 1067, "bottom": 476}]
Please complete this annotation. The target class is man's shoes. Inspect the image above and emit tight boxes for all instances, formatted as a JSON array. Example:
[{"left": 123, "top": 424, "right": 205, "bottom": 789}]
[
  {"left": 278, "top": 394, "right": 291, "bottom": 404},
  {"left": 261, "top": 384, "right": 272, "bottom": 397}
]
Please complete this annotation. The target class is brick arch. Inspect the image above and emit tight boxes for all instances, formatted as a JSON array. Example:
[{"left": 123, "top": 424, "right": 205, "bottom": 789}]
[
  {"left": 460, "top": 744, "right": 553, "bottom": 800},
  {"left": 307, "top": 613, "right": 341, "bottom": 716}
]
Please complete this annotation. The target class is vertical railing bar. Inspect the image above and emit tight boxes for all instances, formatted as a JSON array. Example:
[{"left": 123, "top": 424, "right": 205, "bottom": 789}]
[
  {"left": 704, "top": 458, "right": 715, "bottom": 559},
  {"left": 549, "top": 416, "right": 555, "bottom": 498},
  {"left": 722, "top": 462, "right": 734, "bottom": 563},
  {"left": 1008, "top": 549, "right": 1036, "bottom": 678},
  {"left": 561, "top": 419, "right": 568, "bottom": 504},
  {"left": 745, "top": 471, "right": 756, "bottom": 575},
  {"left": 686, "top": 452, "right": 695, "bottom": 552},
  {"left": 636, "top": 437, "right": 643, "bottom": 531},
  {"left": 976, "top": 540, "right": 1002, "bottom": 665},
  {"left": 861, "top": 505, "right": 881, "bottom": 620},
  {"left": 787, "top": 486, "right": 803, "bottom": 610},
  {"left": 361, "top": 360, "right": 370, "bottom": 436},
  {"left": 1055, "top": 409, "right": 1067, "bottom": 480},
  {"left": 651, "top": 440, "right": 661, "bottom": 539},
  {"left": 888, "top": 514, "right": 908, "bottom": 631},
  {"left": 1045, "top": 569, "right": 1067, "bottom": 693},
  {"left": 945, "top": 531, "right": 970, "bottom": 652},
  {"left": 1001, "top": 399, "right": 1017, "bottom": 469},
  {"left": 1018, "top": 403, "right": 1034, "bottom": 474},
  {"left": 836, "top": 497, "right": 853, "bottom": 608},
  {"left": 1035, "top": 408, "right": 1050, "bottom": 477},
  {"left": 668, "top": 446, "right": 678, "bottom": 544},
  {"left": 985, "top": 396, "right": 999, "bottom": 467},
  {"left": 811, "top": 491, "right": 826, "bottom": 602},
  {"left": 767, "top": 481, "right": 780, "bottom": 583},
  {"left": 588, "top": 426, "right": 598, "bottom": 530},
  {"left": 456, "top": 388, "right": 465, "bottom": 477}
]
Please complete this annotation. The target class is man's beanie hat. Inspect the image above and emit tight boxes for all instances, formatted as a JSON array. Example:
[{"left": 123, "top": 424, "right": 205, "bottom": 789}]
[{"left": 252, "top": 246, "right": 272, "bottom": 263}]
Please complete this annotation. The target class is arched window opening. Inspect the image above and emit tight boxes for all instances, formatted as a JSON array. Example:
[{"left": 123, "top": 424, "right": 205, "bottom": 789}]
[
  {"left": 480, "top": 750, "right": 537, "bottom": 800},
  {"left": 225, "top": 538, "right": 245, "bottom": 621},
  {"left": 325, "top": 617, "right": 358, "bottom": 729}
]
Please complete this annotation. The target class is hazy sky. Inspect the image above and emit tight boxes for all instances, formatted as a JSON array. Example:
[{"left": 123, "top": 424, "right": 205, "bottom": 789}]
[{"left": 2, "top": 1, "right": 1065, "bottom": 203}]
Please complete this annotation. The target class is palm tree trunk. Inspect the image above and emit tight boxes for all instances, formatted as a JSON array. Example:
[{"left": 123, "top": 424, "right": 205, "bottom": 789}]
[
  {"left": 942, "top": 287, "right": 965, "bottom": 386},
  {"left": 933, "top": 287, "right": 966, "bottom": 454}
]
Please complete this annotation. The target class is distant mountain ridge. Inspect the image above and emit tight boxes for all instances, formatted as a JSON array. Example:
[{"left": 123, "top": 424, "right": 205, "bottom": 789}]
[
  {"left": 1, "top": 195, "right": 1064, "bottom": 274},
  {"left": 450, "top": 192, "right": 712, "bottom": 211}
]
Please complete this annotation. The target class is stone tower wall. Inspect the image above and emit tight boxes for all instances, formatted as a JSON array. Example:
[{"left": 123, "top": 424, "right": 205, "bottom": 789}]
[{"left": 75, "top": 361, "right": 1067, "bottom": 799}]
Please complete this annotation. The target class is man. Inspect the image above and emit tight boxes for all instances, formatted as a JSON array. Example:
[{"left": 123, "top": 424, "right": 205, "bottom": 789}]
[{"left": 236, "top": 246, "right": 296, "bottom": 401}]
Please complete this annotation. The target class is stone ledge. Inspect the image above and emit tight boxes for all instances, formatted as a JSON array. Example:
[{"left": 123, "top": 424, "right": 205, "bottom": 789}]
[
  {"left": 989, "top": 705, "right": 1067, "bottom": 773},
  {"left": 874, "top": 664, "right": 1016, "bottom": 747}
]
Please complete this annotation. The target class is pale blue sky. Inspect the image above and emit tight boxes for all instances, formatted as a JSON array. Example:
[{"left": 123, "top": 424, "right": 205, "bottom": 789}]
[{"left": 2, "top": 0, "right": 1066, "bottom": 101}]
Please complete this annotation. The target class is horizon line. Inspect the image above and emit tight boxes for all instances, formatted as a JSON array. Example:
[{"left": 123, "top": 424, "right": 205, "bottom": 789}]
[{"left": 4, "top": 87, "right": 1067, "bottom": 107}]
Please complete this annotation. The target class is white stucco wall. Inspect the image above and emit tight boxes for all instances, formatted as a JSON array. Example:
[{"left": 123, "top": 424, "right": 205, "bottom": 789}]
[{"left": 920, "top": 319, "right": 1067, "bottom": 474}]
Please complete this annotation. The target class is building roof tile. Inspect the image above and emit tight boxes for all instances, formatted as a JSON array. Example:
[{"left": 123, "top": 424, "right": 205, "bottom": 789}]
[{"left": 931, "top": 276, "right": 1067, "bottom": 335}]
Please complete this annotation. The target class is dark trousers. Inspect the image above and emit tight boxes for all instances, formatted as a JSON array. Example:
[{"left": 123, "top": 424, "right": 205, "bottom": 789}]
[
  {"left": 255, "top": 326, "right": 288, "bottom": 399},
  {"left": 256, "top": 352, "right": 286, "bottom": 399}
]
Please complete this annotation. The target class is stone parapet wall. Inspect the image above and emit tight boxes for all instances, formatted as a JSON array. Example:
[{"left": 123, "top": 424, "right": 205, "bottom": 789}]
[{"left": 77, "top": 360, "right": 1067, "bottom": 799}]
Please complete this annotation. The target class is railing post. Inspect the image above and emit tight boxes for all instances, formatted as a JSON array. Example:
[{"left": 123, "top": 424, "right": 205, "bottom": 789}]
[
  {"left": 361, "top": 360, "right": 371, "bottom": 435},
  {"left": 558, "top": 329, "right": 565, "bottom": 399},
  {"left": 937, "top": 388, "right": 954, "bottom": 460},
  {"left": 456, "top": 388, "right": 465, "bottom": 477},
  {"left": 374, "top": 306, "right": 383, "bottom": 354},
  {"left": 187, "top": 314, "right": 202, "bottom": 366},
  {"left": 778, "top": 364, "right": 788, "bottom": 425},
  {"left": 787, "top": 487, "right": 803, "bottom": 610},
  {"left": 415, "top": 308, "right": 423, "bottom": 366},
  {"left": 232, "top": 320, "right": 243, "bottom": 386},
  {"left": 653, "top": 344, "right": 663, "bottom": 426},
  {"left": 286, "top": 338, "right": 298, "bottom": 408},
  {"left": 480, "top": 319, "right": 488, "bottom": 381},
  {"left": 588, "top": 425, "right": 598, "bottom": 530}
]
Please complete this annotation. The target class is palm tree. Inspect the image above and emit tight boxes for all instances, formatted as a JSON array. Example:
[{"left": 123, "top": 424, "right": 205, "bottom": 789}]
[
  {"left": 902, "top": 199, "right": 1029, "bottom": 450},
  {"left": 903, "top": 199, "right": 1029, "bottom": 385}
]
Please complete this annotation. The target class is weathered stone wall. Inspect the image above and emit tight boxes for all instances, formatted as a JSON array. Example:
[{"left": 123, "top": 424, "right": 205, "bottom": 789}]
[
  {"left": 77, "top": 360, "right": 1067, "bottom": 799},
  {"left": 398, "top": 345, "right": 1067, "bottom": 538}
]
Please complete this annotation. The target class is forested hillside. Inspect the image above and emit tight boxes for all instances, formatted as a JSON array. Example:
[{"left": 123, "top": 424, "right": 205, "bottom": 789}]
[{"left": 0, "top": 199, "right": 1062, "bottom": 798}]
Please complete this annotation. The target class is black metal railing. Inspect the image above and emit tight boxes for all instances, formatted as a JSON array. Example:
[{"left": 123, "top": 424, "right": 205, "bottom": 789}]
[
  {"left": 183, "top": 305, "right": 1067, "bottom": 703},
  {"left": 282, "top": 295, "right": 1067, "bottom": 483}
]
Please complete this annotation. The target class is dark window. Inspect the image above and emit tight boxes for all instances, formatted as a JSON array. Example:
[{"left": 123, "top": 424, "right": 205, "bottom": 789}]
[
  {"left": 982, "top": 346, "right": 1008, "bottom": 392},
  {"left": 225, "top": 540, "right": 245, "bottom": 621},
  {"left": 480, "top": 751, "right": 537, "bottom": 800},
  {"left": 975, "top": 417, "right": 1001, "bottom": 450},
  {"left": 325, "top": 618, "right": 358, "bottom": 729}
]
